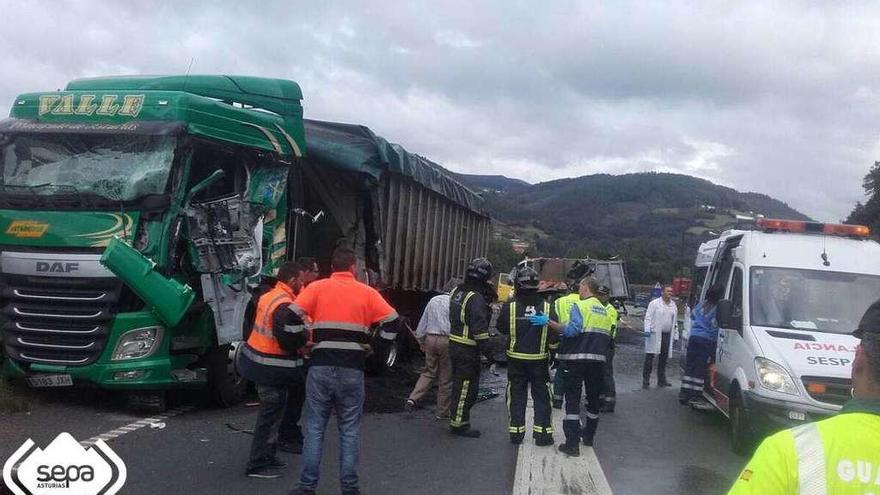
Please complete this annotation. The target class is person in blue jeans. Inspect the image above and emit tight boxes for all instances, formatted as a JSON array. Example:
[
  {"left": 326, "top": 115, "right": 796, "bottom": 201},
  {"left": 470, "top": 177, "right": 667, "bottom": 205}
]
[
  {"left": 680, "top": 283, "right": 724, "bottom": 409},
  {"left": 288, "top": 247, "right": 399, "bottom": 495}
]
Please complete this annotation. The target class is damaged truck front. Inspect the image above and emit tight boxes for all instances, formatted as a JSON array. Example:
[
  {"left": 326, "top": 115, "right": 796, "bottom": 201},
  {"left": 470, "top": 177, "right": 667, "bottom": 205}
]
[{"left": 0, "top": 75, "right": 490, "bottom": 410}]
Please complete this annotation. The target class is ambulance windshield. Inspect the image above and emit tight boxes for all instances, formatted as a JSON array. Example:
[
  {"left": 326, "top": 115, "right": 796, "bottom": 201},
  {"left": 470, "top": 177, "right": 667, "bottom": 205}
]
[{"left": 750, "top": 267, "right": 880, "bottom": 334}]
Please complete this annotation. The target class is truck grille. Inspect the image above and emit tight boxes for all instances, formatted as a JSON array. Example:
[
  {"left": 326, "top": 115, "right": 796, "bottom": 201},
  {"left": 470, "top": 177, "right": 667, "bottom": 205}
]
[
  {"left": 1, "top": 273, "right": 122, "bottom": 366},
  {"left": 801, "top": 376, "right": 852, "bottom": 407}
]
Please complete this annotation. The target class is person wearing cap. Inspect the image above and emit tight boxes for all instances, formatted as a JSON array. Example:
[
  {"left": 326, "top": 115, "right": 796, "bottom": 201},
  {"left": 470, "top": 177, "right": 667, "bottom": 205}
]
[
  {"left": 727, "top": 299, "right": 880, "bottom": 495},
  {"left": 498, "top": 266, "right": 555, "bottom": 446},
  {"left": 595, "top": 285, "right": 620, "bottom": 413},
  {"left": 448, "top": 258, "right": 494, "bottom": 438},
  {"left": 549, "top": 282, "right": 580, "bottom": 409},
  {"left": 541, "top": 276, "right": 613, "bottom": 456}
]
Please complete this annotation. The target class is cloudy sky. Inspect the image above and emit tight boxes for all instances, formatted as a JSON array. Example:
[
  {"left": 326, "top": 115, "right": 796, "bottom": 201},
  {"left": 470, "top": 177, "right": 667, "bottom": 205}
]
[{"left": 2, "top": 0, "right": 879, "bottom": 221}]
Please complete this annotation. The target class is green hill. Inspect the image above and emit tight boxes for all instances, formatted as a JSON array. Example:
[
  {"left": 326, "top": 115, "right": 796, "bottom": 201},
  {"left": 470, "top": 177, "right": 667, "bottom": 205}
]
[{"left": 459, "top": 172, "right": 810, "bottom": 283}]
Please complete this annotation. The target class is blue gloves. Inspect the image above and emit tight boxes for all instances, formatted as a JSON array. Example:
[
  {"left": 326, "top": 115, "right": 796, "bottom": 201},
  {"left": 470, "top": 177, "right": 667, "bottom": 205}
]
[
  {"left": 562, "top": 325, "right": 581, "bottom": 338},
  {"left": 529, "top": 314, "right": 550, "bottom": 326}
]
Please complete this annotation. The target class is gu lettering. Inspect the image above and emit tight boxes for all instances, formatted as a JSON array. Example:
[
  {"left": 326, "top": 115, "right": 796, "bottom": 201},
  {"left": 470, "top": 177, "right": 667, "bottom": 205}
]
[{"left": 836, "top": 459, "right": 880, "bottom": 490}]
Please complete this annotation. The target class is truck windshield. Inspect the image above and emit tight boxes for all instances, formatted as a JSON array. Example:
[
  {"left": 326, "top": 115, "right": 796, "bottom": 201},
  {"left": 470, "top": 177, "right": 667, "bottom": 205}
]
[
  {"left": 0, "top": 133, "right": 175, "bottom": 202},
  {"left": 750, "top": 266, "right": 880, "bottom": 334}
]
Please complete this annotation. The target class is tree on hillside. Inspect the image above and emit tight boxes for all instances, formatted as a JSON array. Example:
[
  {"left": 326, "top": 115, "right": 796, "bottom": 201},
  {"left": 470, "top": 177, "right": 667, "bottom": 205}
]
[
  {"left": 487, "top": 237, "right": 522, "bottom": 275},
  {"left": 847, "top": 161, "right": 880, "bottom": 232}
]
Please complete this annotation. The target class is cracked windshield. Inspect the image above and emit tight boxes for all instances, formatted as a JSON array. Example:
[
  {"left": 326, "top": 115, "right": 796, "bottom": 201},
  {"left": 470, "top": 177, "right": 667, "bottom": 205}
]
[{"left": 1, "top": 133, "right": 175, "bottom": 200}]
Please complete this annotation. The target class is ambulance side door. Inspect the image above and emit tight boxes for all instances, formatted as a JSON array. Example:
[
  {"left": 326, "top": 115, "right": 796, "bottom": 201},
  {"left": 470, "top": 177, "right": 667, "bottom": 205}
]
[{"left": 715, "top": 264, "right": 745, "bottom": 411}]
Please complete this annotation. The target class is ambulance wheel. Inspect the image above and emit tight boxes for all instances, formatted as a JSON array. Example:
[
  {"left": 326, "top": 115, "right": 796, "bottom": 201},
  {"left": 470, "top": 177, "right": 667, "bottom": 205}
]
[
  {"left": 729, "top": 388, "right": 756, "bottom": 456},
  {"left": 207, "top": 343, "right": 247, "bottom": 407}
]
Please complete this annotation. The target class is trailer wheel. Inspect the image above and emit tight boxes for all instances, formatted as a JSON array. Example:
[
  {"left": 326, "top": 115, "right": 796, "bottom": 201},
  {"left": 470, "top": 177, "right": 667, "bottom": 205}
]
[
  {"left": 730, "top": 387, "right": 757, "bottom": 456},
  {"left": 207, "top": 342, "right": 248, "bottom": 407}
]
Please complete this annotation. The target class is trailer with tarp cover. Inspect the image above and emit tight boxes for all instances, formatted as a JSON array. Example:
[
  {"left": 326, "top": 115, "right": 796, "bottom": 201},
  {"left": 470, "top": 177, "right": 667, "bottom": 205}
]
[{"left": 0, "top": 75, "right": 488, "bottom": 410}]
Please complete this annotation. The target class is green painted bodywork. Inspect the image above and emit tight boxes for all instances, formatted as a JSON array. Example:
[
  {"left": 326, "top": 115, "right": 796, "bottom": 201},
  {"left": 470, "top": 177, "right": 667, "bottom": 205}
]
[
  {"left": 0, "top": 209, "right": 139, "bottom": 247},
  {"left": 0, "top": 75, "right": 307, "bottom": 391},
  {"left": 10, "top": 75, "right": 305, "bottom": 157},
  {"left": 1, "top": 310, "right": 202, "bottom": 389}
]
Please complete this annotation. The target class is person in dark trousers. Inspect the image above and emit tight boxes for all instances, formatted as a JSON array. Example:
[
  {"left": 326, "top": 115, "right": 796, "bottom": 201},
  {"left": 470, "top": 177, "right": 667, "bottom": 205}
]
[
  {"left": 448, "top": 257, "right": 494, "bottom": 438},
  {"left": 497, "top": 266, "right": 555, "bottom": 446},
  {"left": 289, "top": 247, "right": 399, "bottom": 495},
  {"left": 680, "top": 283, "right": 724, "bottom": 409},
  {"left": 549, "top": 282, "right": 581, "bottom": 409},
  {"left": 545, "top": 277, "right": 614, "bottom": 457},
  {"left": 642, "top": 286, "right": 678, "bottom": 388},
  {"left": 596, "top": 286, "right": 619, "bottom": 413},
  {"left": 238, "top": 261, "right": 309, "bottom": 479}
]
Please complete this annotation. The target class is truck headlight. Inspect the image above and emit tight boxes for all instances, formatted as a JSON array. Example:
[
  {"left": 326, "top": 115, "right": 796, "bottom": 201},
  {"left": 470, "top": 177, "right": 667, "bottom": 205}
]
[
  {"left": 112, "top": 327, "right": 163, "bottom": 361},
  {"left": 755, "top": 357, "right": 799, "bottom": 396}
]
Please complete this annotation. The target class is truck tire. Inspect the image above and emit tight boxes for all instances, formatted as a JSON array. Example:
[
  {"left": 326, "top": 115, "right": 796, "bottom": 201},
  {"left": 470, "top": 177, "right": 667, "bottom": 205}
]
[
  {"left": 729, "top": 387, "right": 757, "bottom": 456},
  {"left": 207, "top": 343, "right": 248, "bottom": 407}
]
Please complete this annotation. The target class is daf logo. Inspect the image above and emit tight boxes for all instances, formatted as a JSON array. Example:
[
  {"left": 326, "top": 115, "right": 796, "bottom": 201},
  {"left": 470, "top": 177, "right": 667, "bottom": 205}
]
[{"left": 36, "top": 262, "right": 79, "bottom": 273}]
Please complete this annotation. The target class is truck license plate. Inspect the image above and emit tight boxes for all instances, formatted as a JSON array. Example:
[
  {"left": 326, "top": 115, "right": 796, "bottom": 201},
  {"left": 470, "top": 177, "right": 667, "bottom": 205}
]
[{"left": 27, "top": 374, "right": 73, "bottom": 388}]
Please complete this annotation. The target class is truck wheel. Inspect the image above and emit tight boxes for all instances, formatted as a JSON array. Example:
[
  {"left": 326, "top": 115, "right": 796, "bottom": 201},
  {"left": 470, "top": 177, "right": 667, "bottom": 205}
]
[
  {"left": 207, "top": 343, "right": 248, "bottom": 407},
  {"left": 730, "top": 389, "right": 757, "bottom": 456}
]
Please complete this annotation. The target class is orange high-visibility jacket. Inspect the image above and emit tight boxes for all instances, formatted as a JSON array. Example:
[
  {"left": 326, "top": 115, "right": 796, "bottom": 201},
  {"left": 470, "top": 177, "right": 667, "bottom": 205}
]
[
  {"left": 290, "top": 271, "right": 398, "bottom": 369},
  {"left": 244, "top": 282, "right": 304, "bottom": 368}
]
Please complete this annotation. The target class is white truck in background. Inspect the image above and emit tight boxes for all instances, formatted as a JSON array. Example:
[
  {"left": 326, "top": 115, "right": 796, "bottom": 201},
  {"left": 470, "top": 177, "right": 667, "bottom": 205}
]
[{"left": 691, "top": 218, "right": 880, "bottom": 454}]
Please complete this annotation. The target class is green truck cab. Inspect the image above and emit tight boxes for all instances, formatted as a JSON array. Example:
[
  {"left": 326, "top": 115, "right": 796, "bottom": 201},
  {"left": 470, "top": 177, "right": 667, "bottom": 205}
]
[{"left": 0, "top": 75, "right": 490, "bottom": 410}]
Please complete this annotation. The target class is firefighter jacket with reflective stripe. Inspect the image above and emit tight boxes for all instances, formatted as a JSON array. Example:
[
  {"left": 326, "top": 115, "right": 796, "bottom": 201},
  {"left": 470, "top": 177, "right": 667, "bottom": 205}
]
[
  {"left": 498, "top": 294, "right": 551, "bottom": 360},
  {"left": 606, "top": 303, "right": 619, "bottom": 340},
  {"left": 556, "top": 296, "right": 612, "bottom": 362},
  {"left": 290, "top": 271, "right": 398, "bottom": 370},
  {"left": 244, "top": 282, "right": 305, "bottom": 368},
  {"left": 449, "top": 287, "right": 490, "bottom": 348},
  {"left": 727, "top": 399, "right": 880, "bottom": 495},
  {"left": 548, "top": 292, "right": 579, "bottom": 351}
]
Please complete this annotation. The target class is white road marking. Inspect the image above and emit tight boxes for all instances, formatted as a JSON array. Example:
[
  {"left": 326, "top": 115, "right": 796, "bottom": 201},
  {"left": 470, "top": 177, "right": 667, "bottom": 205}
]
[
  {"left": 513, "top": 399, "right": 613, "bottom": 495},
  {"left": 80, "top": 405, "right": 194, "bottom": 446}
]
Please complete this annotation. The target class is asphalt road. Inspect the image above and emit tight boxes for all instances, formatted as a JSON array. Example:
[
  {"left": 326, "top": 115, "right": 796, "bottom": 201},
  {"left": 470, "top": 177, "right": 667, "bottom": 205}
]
[{"left": 0, "top": 317, "right": 748, "bottom": 495}]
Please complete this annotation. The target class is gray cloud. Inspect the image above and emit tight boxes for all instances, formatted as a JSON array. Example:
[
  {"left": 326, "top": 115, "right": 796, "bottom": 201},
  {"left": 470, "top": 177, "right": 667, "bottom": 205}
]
[{"left": 1, "top": 0, "right": 878, "bottom": 220}]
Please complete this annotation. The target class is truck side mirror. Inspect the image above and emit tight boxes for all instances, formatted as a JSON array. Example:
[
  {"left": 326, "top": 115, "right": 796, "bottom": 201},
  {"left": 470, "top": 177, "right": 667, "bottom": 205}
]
[{"left": 717, "top": 299, "right": 743, "bottom": 333}]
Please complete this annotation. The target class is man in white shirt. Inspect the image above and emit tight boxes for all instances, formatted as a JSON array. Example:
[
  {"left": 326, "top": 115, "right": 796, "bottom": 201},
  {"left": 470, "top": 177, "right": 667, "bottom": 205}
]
[
  {"left": 642, "top": 286, "right": 678, "bottom": 389},
  {"left": 405, "top": 292, "right": 453, "bottom": 419}
]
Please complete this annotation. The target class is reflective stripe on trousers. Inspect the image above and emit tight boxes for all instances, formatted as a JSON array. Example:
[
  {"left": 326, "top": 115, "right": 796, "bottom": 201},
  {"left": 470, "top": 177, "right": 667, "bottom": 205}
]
[
  {"left": 793, "top": 423, "right": 827, "bottom": 495},
  {"left": 557, "top": 353, "right": 606, "bottom": 362}
]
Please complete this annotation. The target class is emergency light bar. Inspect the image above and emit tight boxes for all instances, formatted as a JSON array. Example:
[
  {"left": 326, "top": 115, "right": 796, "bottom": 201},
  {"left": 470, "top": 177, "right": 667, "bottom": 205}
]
[{"left": 756, "top": 218, "right": 870, "bottom": 237}]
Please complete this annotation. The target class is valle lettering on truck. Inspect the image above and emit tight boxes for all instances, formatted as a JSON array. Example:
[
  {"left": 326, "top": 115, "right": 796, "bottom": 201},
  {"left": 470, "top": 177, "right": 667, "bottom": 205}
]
[
  {"left": 0, "top": 75, "right": 490, "bottom": 410},
  {"left": 685, "top": 218, "right": 880, "bottom": 455}
]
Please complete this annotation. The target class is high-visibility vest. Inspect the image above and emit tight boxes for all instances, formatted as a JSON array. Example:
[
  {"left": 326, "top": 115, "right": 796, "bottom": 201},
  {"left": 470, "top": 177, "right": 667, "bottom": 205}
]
[
  {"left": 245, "top": 282, "right": 301, "bottom": 365},
  {"left": 549, "top": 293, "right": 579, "bottom": 351},
  {"left": 606, "top": 303, "right": 619, "bottom": 339},
  {"left": 556, "top": 296, "right": 612, "bottom": 362},
  {"left": 728, "top": 402, "right": 880, "bottom": 495},
  {"left": 289, "top": 271, "right": 397, "bottom": 359},
  {"left": 505, "top": 298, "right": 551, "bottom": 360}
]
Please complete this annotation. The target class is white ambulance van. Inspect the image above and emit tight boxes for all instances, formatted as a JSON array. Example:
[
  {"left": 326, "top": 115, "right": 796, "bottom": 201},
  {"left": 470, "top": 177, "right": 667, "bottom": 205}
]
[{"left": 693, "top": 218, "right": 880, "bottom": 454}]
